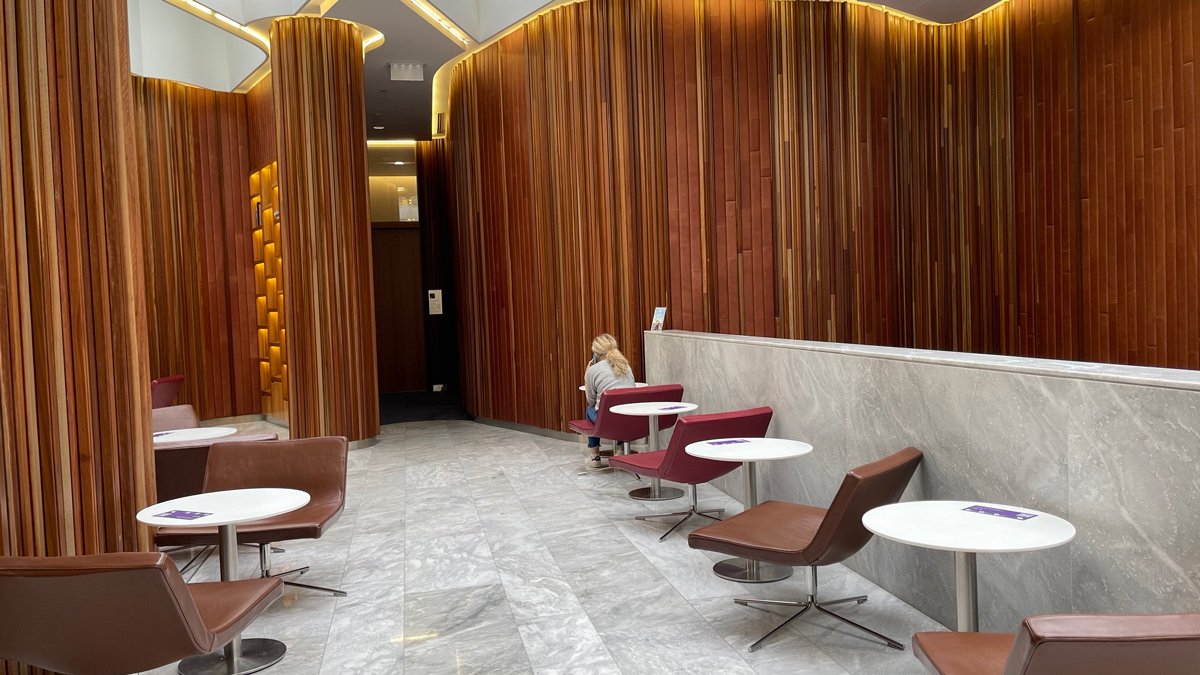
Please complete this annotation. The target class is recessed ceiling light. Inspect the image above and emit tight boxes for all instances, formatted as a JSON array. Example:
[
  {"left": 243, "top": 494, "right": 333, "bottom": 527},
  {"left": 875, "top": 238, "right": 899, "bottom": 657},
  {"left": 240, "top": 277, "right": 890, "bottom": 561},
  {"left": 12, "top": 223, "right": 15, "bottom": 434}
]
[
  {"left": 373, "top": 125, "right": 385, "bottom": 130},
  {"left": 392, "top": 161, "right": 408, "bottom": 165}
]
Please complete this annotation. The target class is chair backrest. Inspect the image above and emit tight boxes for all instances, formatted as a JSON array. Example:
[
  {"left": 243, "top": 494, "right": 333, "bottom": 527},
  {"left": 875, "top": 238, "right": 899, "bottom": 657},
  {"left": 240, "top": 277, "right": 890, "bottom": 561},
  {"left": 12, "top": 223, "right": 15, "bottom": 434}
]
[
  {"left": 1004, "top": 613, "right": 1200, "bottom": 675},
  {"left": 151, "top": 374, "right": 185, "bottom": 409},
  {"left": 204, "top": 436, "right": 348, "bottom": 508},
  {"left": 592, "top": 384, "right": 685, "bottom": 443},
  {"left": 657, "top": 407, "right": 774, "bottom": 484},
  {"left": 0, "top": 553, "right": 211, "bottom": 675},
  {"left": 155, "top": 433, "right": 279, "bottom": 502},
  {"left": 805, "top": 447, "right": 923, "bottom": 565},
  {"left": 151, "top": 404, "right": 199, "bottom": 432}
]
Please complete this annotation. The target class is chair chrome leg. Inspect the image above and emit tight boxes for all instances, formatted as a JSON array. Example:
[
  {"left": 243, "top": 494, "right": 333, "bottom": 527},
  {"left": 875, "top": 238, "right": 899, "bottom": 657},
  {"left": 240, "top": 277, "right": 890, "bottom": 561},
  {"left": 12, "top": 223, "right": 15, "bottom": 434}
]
[
  {"left": 267, "top": 566, "right": 310, "bottom": 578},
  {"left": 749, "top": 605, "right": 811, "bottom": 652},
  {"left": 178, "top": 545, "right": 213, "bottom": 576},
  {"left": 821, "top": 594, "right": 869, "bottom": 607},
  {"left": 815, "top": 604, "right": 903, "bottom": 650},
  {"left": 284, "top": 580, "right": 348, "bottom": 597},
  {"left": 735, "top": 567, "right": 903, "bottom": 652},
  {"left": 630, "top": 485, "right": 724, "bottom": 540}
]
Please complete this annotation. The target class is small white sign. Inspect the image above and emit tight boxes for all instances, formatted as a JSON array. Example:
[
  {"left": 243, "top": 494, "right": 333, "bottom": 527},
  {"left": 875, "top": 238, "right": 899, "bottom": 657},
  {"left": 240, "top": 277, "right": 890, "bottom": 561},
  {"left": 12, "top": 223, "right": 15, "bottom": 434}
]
[
  {"left": 428, "top": 289, "right": 443, "bottom": 315},
  {"left": 650, "top": 306, "right": 667, "bottom": 331}
]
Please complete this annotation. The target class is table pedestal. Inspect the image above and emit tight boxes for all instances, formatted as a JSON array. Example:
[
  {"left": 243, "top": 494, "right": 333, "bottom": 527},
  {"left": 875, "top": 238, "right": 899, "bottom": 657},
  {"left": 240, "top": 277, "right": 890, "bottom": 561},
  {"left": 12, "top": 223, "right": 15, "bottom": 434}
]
[
  {"left": 178, "top": 524, "right": 287, "bottom": 675},
  {"left": 955, "top": 551, "right": 979, "bottom": 632},
  {"left": 712, "top": 462, "right": 792, "bottom": 583},
  {"left": 627, "top": 415, "right": 684, "bottom": 502}
]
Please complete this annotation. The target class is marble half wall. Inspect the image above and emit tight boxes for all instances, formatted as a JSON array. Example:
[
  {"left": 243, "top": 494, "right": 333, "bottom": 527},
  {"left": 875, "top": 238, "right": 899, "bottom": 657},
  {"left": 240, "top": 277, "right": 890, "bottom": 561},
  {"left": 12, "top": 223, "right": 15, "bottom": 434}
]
[{"left": 644, "top": 330, "right": 1200, "bottom": 631}]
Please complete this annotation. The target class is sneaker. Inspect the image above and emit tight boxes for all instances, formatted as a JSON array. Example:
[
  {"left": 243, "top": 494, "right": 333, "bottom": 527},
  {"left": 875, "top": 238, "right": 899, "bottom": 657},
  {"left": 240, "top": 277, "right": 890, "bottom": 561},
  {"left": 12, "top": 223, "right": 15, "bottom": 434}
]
[{"left": 584, "top": 455, "right": 603, "bottom": 469}]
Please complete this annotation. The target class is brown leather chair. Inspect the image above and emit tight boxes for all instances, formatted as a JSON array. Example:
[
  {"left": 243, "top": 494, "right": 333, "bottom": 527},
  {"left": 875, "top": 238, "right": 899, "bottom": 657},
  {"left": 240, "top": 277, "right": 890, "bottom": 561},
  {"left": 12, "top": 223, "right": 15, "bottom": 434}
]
[
  {"left": 913, "top": 613, "right": 1200, "bottom": 675},
  {"left": 155, "top": 433, "right": 280, "bottom": 503},
  {"left": 154, "top": 436, "right": 349, "bottom": 596},
  {"left": 152, "top": 403, "right": 199, "bottom": 432},
  {"left": 689, "top": 447, "right": 923, "bottom": 652},
  {"left": 0, "top": 552, "right": 281, "bottom": 675}
]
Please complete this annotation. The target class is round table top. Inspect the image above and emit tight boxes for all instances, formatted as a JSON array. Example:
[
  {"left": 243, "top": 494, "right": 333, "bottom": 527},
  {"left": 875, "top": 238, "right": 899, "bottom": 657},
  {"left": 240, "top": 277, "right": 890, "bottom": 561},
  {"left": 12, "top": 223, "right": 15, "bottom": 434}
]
[
  {"left": 610, "top": 401, "right": 698, "bottom": 417},
  {"left": 152, "top": 426, "right": 238, "bottom": 444},
  {"left": 136, "top": 488, "right": 310, "bottom": 528},
  {"left": 579, "top": 382, "right": 650, "bottom": 391},
  {"left": 686, "top": 437, "right": 813, "bottom": 462},
  {"left": 862, "top": 500, "right": 1076, "bottom": 553}
]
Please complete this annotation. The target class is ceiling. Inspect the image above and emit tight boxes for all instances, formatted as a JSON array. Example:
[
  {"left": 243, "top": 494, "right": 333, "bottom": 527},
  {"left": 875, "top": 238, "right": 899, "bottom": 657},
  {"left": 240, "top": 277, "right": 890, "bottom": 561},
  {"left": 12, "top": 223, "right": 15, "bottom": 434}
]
[
  {"left": 129, "top": 0, "right": 1004, "bottom": 142},
  {"left": 327, "top": 1, "right": 464, "bottom": 140}
]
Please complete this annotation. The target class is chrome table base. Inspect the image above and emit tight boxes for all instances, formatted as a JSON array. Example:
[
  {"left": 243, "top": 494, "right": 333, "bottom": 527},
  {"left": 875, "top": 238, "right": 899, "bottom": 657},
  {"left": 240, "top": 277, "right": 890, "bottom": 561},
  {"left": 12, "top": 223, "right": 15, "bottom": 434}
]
[{"left": 178, "top": 638, "right": 286, "bottom": 675}]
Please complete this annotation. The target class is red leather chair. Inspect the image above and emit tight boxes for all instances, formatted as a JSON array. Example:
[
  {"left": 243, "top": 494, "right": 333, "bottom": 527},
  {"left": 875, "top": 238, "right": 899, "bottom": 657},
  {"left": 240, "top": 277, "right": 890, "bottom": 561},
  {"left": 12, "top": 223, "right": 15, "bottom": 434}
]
[
  {"left": 151, "top": 374, "right": 185, "bottom": 409},
  {"left": 913, "top": 613, "right": 1200, "bottom": 675},
  {"left": 0, "top": 552, "right": 282, "bottom": 675},
  {"left": 609, "top": 406, "right": 773, "bottom": 540},
  {"left": 569, "top": 384, "right": 685, "bottom": 464}
]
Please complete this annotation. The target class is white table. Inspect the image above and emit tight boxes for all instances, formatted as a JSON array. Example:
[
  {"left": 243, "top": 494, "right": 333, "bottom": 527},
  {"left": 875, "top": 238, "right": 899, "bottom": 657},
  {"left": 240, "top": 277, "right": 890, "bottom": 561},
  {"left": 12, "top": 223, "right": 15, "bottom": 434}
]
[
  {"left": 609, "top": 401, "right": 698, "bottom": 500},
  {"left": 686, "top": 437, "right": 813, "bottom": 582},
  {"left": 138, "top": 488, "right": 310, "bottom": 675},
  {"left": 863, "top": 500, "right": 1075, "bottom": 631},
  {"left": 152, "top": 426, "right": 238, "bottom": 444}
]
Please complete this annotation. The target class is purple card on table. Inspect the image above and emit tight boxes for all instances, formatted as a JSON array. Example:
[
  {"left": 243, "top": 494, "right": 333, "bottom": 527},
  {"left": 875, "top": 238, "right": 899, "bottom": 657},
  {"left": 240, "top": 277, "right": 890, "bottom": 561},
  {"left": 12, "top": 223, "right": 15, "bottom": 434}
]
[
  {"left": 658, "top": 405, "right": 688, "bottom": 411},
  {"left": 707, "top": 439, "right": 750, "bottom": 446},
  {"left": 962, "top": 505, "right": 1038, "bottom": 521},
  {"left": 155, "top": 510, "right": 212, "bottom": 521}
]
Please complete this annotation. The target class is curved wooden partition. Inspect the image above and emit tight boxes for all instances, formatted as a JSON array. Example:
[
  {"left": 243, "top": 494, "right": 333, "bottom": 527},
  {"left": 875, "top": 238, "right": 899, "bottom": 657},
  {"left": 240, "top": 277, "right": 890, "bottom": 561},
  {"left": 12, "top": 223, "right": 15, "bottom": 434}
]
[
  {"left": 448, "top": 0, "right": 1200, "bottom": 432},
  {"left": 271, "top": 17, "right": 380, "bottom": 442},
  {"left": 0, "top": 0, "right": 153, "bottom": 574},
  {"left": 133, "top": 77, "right": 260, "bottom": 422}
]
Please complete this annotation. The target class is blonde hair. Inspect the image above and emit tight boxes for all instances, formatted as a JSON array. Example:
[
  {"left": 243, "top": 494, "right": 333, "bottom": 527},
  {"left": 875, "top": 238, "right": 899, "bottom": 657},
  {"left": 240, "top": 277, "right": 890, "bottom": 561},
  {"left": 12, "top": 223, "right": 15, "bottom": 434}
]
[{"left": 591, "top": 333, "right": 631, "bottom": 378}]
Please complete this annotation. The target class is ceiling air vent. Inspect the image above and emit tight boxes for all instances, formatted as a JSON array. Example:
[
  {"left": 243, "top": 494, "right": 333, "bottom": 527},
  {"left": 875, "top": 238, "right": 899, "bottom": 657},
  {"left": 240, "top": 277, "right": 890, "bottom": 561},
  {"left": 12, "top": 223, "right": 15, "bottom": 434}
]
[{"left": 390, "top": 63, "right": 425, "bottom": 82}]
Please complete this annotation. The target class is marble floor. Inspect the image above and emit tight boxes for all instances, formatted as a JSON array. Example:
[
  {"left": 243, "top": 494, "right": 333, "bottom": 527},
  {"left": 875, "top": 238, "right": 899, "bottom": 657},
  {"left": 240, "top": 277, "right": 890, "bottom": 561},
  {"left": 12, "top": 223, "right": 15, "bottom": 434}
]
[{"left": 148, "top": 420, "right": 945, "bottom": 675}]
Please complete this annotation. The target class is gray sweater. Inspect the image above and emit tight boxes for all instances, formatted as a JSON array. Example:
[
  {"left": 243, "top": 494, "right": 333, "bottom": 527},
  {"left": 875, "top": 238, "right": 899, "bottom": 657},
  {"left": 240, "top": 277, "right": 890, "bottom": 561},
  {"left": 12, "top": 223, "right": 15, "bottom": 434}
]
[{"left": 584, "top": 359, "right": 635, "bottom": 408}]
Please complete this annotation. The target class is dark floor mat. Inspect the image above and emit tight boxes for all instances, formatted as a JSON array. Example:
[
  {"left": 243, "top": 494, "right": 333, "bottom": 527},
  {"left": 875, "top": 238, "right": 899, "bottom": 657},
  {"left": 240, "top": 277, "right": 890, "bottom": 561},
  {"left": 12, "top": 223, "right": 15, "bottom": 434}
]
[{"left": 379, "top": 390, "right": 473, "bottom": 424}]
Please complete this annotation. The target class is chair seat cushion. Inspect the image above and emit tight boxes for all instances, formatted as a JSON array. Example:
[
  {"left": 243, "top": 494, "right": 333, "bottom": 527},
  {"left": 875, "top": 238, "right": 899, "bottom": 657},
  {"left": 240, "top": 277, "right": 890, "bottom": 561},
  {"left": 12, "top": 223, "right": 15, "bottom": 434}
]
[
  {"left": 190, "top": 576, "right": 283, "bottom": 650},
  {"left": 688, "top": 500, "right": 827, "bottom": 566},
  {"left": 568, "top": 419, "right": 594, "bottom": 435},
  {"left": 608, "top": 450, "right": 666, "bottom": 477},
  {"left": 912, "top": 631, "right": 1015, "bottom": 675},
  {"left": 154, "top": 500, "right": 342, "bottom": 547}
]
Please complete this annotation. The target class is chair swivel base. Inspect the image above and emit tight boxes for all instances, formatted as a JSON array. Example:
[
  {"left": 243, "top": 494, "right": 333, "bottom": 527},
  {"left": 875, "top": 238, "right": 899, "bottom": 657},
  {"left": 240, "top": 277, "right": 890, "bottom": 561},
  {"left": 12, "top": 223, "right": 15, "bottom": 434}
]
[
  {"left": 714, "top": 557, "right": 793, "bottom": 583},
  {"left": 178, "top": 638, "right": 286, "bottom": 675},
  {"left": 259, "top": 545, "right": 347, "bottom": 597},
  {"left": 734, "top": 590, "right": 902, "bottom": 652},
  {"left": 636, "top": 507, "right": 722, "bottom": 540}
]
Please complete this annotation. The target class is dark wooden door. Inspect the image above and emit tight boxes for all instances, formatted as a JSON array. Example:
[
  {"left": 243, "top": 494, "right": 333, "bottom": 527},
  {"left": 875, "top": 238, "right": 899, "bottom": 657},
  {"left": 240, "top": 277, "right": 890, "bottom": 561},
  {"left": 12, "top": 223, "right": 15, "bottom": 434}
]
[{"left": 372, "top": 224, "right": 427, "bottom": 392}]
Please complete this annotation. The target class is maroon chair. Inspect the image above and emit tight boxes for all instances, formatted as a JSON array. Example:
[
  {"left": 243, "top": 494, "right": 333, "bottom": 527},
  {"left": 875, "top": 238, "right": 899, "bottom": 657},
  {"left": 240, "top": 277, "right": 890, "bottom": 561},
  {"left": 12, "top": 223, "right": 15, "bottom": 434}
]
[
  {"left": 913, "top": 613, "right": 1200, "bottom": 675},
  {"left": 568, "top": 384, "right": 685, "bottom": 463},
  {"left": 609, "top": 406, "right": 773, "bottom": 540},
  {"left": 151, "top": 374, "right": 185, "bottom": 409}
]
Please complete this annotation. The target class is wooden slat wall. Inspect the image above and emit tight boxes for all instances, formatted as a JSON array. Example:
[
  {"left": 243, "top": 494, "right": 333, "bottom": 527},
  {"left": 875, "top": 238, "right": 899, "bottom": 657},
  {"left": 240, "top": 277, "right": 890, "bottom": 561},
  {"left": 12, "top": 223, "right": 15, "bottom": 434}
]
[
  {"left": 448, "top": 0, "right": 1200, "bottom": 431},
  {"left": 450, "top": 0, "right": 675, "bottom": 430},
  {"left": 247, "top": 75, "right": 277, "bottom": 173},
  {"left": 1077, "top": 0, "right": 1200, "bottom": 369},
  {"left": 271, "top": 17, "right": 380, "bottom": 441},
  {"left": 1, "top": 8, "right": 154, "bottom": 671},
  {"left": 133, "top": 77, "right": 260, "bottom": 421}
]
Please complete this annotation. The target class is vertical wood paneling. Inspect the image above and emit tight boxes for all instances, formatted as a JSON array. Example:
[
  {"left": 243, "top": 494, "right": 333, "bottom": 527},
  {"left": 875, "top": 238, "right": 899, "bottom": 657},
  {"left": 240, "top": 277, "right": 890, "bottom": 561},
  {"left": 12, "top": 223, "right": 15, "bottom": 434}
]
[
  {"left": 133, "top": 77, "right": 259, "bottom": 422},
  {"left": 447, "top": 0, "right": 1200, "bottom": 432},
  {"left": 1, "top": 12, "right": 153, "bottom": 673},
  {"left": 272, "top": 17, "right": 379, "bottom": 441},
  {"left": 1078, "top": 0, "right": 1200, "bottom": 369}
]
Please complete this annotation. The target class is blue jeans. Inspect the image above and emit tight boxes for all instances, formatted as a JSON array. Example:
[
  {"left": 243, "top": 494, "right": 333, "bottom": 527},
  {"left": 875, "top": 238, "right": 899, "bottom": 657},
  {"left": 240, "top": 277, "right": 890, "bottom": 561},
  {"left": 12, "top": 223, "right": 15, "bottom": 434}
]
[{"left": 586, "top": 405, "right": 600, "bottom": 449}]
